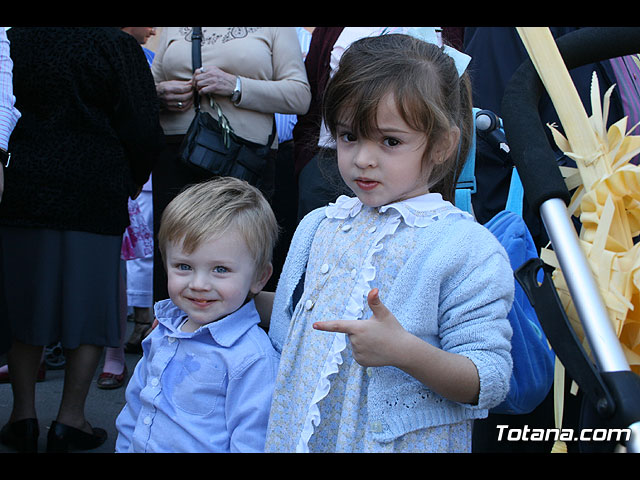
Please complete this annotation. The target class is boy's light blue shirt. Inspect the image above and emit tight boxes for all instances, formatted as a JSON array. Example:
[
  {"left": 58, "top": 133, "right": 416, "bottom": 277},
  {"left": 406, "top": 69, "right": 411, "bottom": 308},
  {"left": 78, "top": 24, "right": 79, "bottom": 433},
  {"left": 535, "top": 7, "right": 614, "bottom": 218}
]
[{"left": 115, "top": 298, "right": 280, "bottom": 453}]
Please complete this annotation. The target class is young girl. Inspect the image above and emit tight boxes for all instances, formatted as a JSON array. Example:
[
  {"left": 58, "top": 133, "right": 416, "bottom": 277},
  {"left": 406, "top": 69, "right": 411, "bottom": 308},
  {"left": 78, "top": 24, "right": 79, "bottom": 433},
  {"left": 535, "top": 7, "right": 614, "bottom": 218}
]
[{"left": 264, "top": 33, "right": 514, "bottom": 453}]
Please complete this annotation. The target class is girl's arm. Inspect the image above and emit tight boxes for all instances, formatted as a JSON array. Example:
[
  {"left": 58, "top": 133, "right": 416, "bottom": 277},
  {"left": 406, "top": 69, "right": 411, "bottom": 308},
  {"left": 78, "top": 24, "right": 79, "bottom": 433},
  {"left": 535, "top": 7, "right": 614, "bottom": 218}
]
[
  {"left": 390, "top": 318, "right": 480, "bottom": 405},
  {"left": 254, "top": 291, "right": 275, "bottom": 330},
  {"left": 313, "top": 288, "right": 481, "bottom": 405}
]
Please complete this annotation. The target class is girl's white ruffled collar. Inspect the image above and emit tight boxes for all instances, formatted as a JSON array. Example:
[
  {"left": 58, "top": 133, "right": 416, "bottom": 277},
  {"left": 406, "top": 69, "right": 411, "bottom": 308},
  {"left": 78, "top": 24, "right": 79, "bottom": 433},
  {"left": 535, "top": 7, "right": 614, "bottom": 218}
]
[{"left": 324, "top": 192, "right": 472, "bottom": 226}]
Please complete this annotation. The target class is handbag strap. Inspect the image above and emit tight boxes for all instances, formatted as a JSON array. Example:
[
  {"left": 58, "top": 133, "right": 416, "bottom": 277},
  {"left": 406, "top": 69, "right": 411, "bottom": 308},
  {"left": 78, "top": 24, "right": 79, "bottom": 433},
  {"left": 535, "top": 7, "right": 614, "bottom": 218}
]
[
  {"left": 191, "top": 27, "right": 203, "bottom": 112},
  {"left": 190, "top": 27, "right": 276, "bottom": 149}
]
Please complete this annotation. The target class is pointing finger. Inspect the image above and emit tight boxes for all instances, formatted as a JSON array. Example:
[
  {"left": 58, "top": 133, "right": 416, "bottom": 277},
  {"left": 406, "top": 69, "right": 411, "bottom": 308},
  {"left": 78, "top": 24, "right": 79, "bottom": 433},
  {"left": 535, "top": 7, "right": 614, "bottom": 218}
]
[{"left": 313, "top": 320, "right": 356, "bottom": 334}]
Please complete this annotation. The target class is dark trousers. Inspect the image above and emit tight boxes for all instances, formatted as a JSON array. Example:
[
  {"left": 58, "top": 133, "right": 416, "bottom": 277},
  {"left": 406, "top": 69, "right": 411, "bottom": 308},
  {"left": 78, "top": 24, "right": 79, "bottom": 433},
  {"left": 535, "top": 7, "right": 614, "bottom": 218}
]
[
  {"left": 0, "top": 236, "right": 8, "bottom": 355},
  {"left": 267, "top": 140, "right": 297, "bottom": 292}
]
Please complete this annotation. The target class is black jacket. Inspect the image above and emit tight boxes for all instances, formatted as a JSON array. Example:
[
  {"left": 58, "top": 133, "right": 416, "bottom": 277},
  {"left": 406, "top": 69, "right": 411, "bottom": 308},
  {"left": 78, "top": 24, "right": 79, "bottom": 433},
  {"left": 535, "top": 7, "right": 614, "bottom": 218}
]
[{"left": 1, "top": 27, "right": 163, "bottom": 235}]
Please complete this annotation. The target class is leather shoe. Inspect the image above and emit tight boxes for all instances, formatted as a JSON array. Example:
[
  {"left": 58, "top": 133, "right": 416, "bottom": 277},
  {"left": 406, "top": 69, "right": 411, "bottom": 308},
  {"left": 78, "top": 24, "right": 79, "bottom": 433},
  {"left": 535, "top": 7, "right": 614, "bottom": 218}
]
[
  {"left": 97, "top": 365, "right": 127, "bottom": 390},
  {"left": 0, "top": 418, "right": 39, "bottom": 453},
  {"left": 124, "top": 320, "right": 153, "bottom": 354},
  {"left": 46, "top": 421, "right": 107, "bottom": 453}
]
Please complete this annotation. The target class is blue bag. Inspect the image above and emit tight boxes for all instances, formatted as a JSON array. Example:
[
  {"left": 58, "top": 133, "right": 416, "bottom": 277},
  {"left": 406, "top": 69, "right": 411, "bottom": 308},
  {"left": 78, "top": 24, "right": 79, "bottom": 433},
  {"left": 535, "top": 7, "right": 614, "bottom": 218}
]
[{"left": 456, "top": 109, "right": 555, "bottom": 415}]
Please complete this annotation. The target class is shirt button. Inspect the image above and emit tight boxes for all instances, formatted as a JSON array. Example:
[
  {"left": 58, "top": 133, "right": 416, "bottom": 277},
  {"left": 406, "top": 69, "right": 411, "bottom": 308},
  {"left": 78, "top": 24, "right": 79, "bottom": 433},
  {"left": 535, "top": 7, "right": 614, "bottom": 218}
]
[
  {"left": 320, "top": 263, "right": 330, "bottom": 274},
  {"left": 368, "top": 226, "right": 377, "bottom": 233},
  {"left": 366, "top": 367, "right": 373, "bottom": 377},
  {"left": 350, "top": 268, "right": 357, "bottom": 279},
  {"left": 370, "top": 421, "right": 383, "bottom": 433},
  {"left": 151, "top": 378, "right": 159, "bottom": 387},
  {"left": 168, "top": 336, "right": 176, "bottom": 343},
  {"left": 143, "top": 416, "right": 152, "bottom": 425},
  {"left": 304, "top": 299, "right": 314, "bottom": 311},
  {"left": 341, "top": 224, "right": 352, "bottom": 232}
]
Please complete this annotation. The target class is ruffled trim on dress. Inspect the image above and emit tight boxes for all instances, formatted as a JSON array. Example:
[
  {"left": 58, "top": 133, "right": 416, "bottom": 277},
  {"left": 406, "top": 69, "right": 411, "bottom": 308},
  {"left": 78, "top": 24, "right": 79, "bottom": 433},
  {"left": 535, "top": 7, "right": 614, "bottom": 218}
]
[
  {"left": 296, "top": 333, "right": 346, "bottom": 452},
  {"left": 296, "top": 193, "right": 473, "bottom": 452}
]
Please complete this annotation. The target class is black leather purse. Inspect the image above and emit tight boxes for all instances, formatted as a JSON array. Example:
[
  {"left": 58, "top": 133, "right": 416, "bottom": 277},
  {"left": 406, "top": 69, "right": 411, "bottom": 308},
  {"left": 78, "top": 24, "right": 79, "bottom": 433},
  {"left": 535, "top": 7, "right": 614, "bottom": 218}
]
[{"left": 178, "top": 27, "right": 275, "bottom": 187}]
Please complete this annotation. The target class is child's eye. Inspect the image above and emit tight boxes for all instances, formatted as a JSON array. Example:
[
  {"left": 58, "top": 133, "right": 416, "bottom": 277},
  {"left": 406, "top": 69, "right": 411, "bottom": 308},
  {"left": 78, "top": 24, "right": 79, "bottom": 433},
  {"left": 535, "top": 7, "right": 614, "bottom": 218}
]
[
  {"left": 176, "top": 263, "right": 191, "bottom": 271},
  {"left": 338, "top": 131, "right": 357, "bottom": 143},
  {"left": 383, "top": 137, "right": 401, "bottom": 147},
  {"left": 213, "top": 266, "right": 229, "bottom": 274}
]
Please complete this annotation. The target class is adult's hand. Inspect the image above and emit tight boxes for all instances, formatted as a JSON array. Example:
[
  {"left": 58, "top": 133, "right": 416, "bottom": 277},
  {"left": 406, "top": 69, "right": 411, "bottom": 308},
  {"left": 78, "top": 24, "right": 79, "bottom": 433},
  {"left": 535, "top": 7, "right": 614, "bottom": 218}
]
[
  {"left": 156, "top": 79, "right": 194, "bottom": 112},
  {"left": 193, "top": 66, "right": 237, "bottom": 98}
]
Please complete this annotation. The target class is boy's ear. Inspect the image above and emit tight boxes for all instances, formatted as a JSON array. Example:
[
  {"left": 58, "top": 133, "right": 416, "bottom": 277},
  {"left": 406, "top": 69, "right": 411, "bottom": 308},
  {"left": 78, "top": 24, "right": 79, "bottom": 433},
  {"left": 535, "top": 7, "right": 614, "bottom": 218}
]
[
  {"left": 431, "top": 126, "right": 460, "bottom": 165},
  {"left": 250, "top": 262, "right": 273, "bottom": 295}
]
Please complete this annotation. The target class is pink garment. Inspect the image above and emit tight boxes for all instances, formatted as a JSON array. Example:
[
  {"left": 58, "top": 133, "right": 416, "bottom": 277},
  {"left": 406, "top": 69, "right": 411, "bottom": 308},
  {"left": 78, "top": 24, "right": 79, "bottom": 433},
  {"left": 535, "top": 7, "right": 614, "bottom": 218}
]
[{"left": 121, "top": 197, "right": 153, "bottom": 260}]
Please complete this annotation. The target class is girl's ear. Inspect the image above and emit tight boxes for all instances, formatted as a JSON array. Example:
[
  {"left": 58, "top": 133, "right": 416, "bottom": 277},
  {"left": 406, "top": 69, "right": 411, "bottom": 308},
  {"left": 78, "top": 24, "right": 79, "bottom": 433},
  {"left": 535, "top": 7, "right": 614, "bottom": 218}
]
[{"left": 431, "top": 126, "right": 460, "bottom": 165}]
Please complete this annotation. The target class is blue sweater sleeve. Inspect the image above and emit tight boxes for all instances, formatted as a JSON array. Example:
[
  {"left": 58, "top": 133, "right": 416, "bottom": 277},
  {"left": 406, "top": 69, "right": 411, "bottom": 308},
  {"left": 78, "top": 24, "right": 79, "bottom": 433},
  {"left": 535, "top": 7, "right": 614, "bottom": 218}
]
[{"left": 437, "top": 228, "right": 514, "bottom": 410}]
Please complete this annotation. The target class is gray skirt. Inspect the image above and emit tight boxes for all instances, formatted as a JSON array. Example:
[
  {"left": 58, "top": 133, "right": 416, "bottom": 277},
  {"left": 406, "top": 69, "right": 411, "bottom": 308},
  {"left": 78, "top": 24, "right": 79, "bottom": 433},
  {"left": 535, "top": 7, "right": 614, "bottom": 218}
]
[{"left": 0, "top": 226, "right": 122, "bottom": 349}]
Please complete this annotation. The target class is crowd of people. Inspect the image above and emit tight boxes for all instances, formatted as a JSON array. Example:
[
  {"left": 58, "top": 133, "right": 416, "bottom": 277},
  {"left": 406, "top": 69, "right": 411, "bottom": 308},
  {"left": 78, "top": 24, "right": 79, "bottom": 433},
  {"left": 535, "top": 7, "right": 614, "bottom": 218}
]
[{"left": 0, "top": 26, "right": 636, "bottom": 454}]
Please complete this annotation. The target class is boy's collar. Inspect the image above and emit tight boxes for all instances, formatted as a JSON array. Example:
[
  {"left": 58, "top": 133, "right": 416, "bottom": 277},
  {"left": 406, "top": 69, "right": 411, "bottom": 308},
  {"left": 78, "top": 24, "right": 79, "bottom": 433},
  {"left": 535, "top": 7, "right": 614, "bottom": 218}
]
[{"left": 153, "top": 298, "right": 261, "bottom": 346}]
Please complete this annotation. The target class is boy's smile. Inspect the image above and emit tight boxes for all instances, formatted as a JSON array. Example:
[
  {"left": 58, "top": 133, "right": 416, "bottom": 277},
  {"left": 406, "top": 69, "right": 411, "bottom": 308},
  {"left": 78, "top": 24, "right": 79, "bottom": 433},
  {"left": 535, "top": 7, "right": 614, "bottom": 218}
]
[{"left": 165, "top": 229, "right": 269, "bottom": 333}]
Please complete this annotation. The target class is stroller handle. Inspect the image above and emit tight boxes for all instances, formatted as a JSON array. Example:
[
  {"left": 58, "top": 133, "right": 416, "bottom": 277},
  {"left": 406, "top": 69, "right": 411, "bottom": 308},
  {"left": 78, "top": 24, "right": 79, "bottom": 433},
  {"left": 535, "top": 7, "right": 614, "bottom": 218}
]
[{"left": 501, "top": 27, "right": 640, "bottom": 215}]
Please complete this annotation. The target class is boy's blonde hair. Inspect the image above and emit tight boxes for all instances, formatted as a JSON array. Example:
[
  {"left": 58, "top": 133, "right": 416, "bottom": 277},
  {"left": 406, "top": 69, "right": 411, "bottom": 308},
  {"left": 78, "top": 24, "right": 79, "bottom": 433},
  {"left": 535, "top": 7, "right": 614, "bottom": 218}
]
[{"left": 158, "top": 177, "right": 279, "bottom": 278}]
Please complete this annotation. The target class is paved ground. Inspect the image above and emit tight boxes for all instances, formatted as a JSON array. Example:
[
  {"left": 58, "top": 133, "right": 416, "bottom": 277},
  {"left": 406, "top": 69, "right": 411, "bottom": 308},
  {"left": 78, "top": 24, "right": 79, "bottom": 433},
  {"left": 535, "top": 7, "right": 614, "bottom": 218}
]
[{"left": 0, "top": 321, "right": 141, "bottom": 453}]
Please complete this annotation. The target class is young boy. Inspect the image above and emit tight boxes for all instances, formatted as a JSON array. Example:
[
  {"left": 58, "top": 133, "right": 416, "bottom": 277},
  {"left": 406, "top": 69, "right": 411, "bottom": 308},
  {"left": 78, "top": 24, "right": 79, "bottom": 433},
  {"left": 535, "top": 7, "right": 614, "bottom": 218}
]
[{"left": 115, "top": 177, "right": 280, "bottom": 453}]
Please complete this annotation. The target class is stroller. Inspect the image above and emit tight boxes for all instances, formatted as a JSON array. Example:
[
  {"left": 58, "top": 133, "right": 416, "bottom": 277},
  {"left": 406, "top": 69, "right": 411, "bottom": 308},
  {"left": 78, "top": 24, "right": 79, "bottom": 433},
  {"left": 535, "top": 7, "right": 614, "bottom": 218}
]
[{"left": 499, "top": 27, "right": 640, "bottom": 453}]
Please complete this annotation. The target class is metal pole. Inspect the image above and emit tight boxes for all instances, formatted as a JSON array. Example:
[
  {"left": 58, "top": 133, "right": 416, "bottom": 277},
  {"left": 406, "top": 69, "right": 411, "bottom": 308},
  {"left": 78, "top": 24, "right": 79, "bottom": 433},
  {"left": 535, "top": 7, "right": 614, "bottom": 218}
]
[
  {"left": 539, "top": 198, "right": 630, "bottom": 373},
  {"left": 628, "top": 421, "right": 640, "bottom": 453}
]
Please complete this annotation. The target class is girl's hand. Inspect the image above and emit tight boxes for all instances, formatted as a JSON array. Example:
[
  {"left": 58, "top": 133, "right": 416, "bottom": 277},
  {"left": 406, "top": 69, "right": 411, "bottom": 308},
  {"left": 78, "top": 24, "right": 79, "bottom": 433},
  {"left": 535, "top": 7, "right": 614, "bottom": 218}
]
[
  {"left": 313, "top": 288, "right": 411, "bottom": 367},
  {"left": 314, "top": 288, "right": 481, "bottom": 404},
  {"left": 193, "top": 66, "right": 237, "bottom": 98},
  {"left": 156, "top": 79, "right": 194, "bottom": 112}
]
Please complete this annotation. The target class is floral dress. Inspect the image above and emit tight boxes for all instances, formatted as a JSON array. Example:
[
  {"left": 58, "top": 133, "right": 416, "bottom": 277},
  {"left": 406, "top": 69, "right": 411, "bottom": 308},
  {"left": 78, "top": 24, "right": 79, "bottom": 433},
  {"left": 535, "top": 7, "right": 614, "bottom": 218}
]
[{"left": 265, "top": 194, "right": 475, "bottom": 453}]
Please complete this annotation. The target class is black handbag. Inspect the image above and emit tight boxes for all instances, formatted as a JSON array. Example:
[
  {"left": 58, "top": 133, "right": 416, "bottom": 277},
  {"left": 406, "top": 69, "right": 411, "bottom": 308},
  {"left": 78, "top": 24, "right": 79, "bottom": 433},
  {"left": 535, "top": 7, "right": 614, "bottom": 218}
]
[{"left": 178, "top": 27, "right": 275, "bottom": 187}]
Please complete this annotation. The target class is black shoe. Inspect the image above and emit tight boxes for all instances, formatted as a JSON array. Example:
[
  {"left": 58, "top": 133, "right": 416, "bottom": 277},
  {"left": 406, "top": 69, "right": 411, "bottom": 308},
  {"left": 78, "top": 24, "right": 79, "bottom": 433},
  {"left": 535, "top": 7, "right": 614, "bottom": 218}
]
[
  {"left": 124, "top": 313, "right": 153, "bottom": 355},
  {"left": 124, "top": 322, "right": 152, "bottom": 354},
  {"left": 46, "top": 421, "right": 107, "bottom": 453},
  {"left": 0, "top": 418, "right": 39, "bottom": 453}
]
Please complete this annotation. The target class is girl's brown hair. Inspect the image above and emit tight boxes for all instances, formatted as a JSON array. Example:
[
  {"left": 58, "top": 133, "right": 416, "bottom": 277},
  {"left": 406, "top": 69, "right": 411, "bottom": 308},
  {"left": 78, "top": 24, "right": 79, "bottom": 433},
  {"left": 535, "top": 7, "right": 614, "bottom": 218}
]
[{"left": 322, "top": 33, "right": 473, "bottom": 203}]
